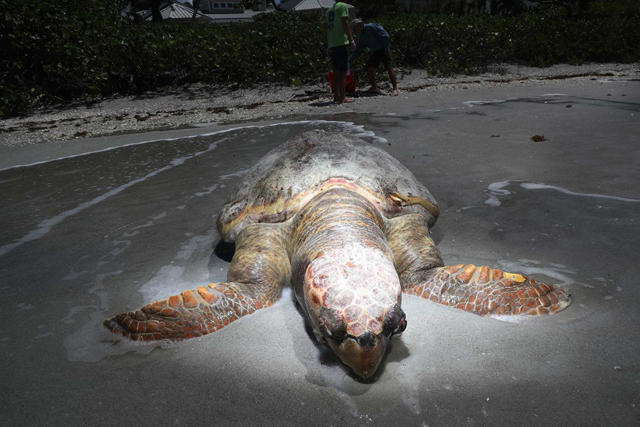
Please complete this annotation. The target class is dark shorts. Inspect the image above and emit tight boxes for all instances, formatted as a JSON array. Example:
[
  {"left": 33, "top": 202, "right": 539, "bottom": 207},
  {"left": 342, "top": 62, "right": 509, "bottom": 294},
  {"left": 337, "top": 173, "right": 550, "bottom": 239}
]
[
  {"left": 330, "top": 46, "right": 349, "bottom": 72},
  {"left": 366, "top": 50, "right": 393, "bottom": 71}
]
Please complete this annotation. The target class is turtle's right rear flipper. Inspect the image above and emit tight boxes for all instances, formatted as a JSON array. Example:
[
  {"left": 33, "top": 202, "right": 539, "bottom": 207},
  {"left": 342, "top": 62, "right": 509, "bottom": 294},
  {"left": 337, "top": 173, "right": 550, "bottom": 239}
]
[{"left": 104, "top": 282, "right": 275, "bottom": 341}]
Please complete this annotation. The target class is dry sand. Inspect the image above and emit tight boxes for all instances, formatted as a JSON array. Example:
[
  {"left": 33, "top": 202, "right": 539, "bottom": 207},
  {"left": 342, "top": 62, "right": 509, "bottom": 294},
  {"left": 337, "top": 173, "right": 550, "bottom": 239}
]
[{"left": 2, "top": 63, "right": 638, "bottom": 147}]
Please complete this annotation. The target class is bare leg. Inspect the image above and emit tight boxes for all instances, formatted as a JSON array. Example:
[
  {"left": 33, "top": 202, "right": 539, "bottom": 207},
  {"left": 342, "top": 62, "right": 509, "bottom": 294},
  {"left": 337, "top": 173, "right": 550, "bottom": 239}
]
[
  {"left": 333, "top": 70, "right": 354, "bottom": 103},
  {"left": 366, "top": 67, "right": 380, "bottom": 94},
  {"left": 104, "top": 223, "right": 291, "bottom": 341},
  {"left": 388, "top": 68, "right": 398, "bottom": 96},
  {"left": 386, "top": 214, "right": 570, "bottom": 317},
  {"left": 333, "top": 70, "right": 345, "bottom": 102}
]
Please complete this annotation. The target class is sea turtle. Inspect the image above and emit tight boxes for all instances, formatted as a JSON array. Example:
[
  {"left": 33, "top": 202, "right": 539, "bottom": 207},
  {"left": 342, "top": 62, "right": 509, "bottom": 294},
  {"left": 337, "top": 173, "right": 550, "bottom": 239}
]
[{"left": 104, "top": 130, "right": 571, "bottom": 379}]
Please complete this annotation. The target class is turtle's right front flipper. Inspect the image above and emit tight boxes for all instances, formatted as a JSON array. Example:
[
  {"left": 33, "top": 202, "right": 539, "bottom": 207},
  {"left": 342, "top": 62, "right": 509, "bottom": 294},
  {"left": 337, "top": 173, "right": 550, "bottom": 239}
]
[
  {"left": 404, "top": 264, "right": 571, "bottom": 316},
  {"left": 104, "top": 223, "right": 291, "bottom": 341},
  {"left": 386, "top": 214, "right": 570, "bottom": 317}
]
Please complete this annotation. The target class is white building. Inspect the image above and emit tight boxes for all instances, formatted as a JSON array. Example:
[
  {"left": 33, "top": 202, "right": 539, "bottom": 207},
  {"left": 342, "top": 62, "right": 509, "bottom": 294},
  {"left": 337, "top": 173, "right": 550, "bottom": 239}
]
[
  {"left": 200, "top": 1, "right": 246, "bottom": 13},
  {"left": 141, "top": 2, "right": 213, "bottom": 23}
]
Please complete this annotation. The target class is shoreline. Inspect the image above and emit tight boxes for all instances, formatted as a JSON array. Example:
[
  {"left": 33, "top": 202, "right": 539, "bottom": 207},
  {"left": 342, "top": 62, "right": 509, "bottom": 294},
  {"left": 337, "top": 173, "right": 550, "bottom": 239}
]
[{"left": 1, "top": 62, "right": 638, "bottom": 147}]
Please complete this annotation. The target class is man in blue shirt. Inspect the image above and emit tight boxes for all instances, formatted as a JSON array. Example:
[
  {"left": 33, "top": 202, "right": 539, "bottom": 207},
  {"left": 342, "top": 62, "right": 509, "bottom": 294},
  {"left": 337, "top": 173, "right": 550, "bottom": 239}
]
[{"left": 349, "top": 19, "right": 398, "bottom": 96}]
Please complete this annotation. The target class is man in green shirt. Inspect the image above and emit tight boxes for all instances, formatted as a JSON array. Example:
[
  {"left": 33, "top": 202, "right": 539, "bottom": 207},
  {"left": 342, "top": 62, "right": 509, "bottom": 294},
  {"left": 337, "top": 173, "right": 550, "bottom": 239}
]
[{"left": 325, "top": 2, "right": 356, "bottom": 103}]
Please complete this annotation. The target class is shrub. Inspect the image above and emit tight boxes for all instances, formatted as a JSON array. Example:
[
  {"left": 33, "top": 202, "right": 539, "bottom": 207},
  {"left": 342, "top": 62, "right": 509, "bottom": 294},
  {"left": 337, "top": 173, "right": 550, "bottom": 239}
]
[{"left": 1, "top": 0, "right": 639, "bottom": 117}]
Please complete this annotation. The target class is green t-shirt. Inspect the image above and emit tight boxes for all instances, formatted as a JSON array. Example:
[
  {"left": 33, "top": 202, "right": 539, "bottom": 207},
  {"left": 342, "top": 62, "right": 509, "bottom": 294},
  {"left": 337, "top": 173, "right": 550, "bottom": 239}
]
[{"left": 325, "top": 2, "right": 350, "bottom": 49}]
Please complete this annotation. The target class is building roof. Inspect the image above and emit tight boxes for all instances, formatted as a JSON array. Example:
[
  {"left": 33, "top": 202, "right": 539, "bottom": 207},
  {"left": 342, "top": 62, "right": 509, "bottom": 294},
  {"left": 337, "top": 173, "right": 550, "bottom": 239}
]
[
  {"left": 139, "top": 1, "right": 283, "bottom": 24},
  {"left": 279, "top": 0, "right": 305, "bottom": 11},
  {"left": 143, "top": 2, "right": 213, "bottom": 21},
  {"left": 292, "top": 0, "right": 354, "bottom": 12},
  {"left": 204, "top": 9, "right": 268, "bottom": 23}
]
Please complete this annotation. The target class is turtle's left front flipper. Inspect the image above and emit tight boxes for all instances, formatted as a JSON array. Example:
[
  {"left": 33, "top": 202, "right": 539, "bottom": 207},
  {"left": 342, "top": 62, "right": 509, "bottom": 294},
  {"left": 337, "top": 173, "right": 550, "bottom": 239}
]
[
  {"left": 103, "top": 282, "right": 277, "bottom": 341},
  {"left": 104, "top": 223, "right": 291, "bottom": 341},
  {"left": 385, "top": 214, "right": 570, "bottom": 317}
]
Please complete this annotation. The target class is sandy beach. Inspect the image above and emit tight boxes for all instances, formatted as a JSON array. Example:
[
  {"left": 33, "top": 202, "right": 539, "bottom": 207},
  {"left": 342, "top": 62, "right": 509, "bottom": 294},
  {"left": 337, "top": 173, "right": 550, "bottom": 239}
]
[
  {"left": 1, "top": 62, "right": 639, "bottom": 426},
  {"left": 1, "top": 63, "right": 638, "bottom": 147}
]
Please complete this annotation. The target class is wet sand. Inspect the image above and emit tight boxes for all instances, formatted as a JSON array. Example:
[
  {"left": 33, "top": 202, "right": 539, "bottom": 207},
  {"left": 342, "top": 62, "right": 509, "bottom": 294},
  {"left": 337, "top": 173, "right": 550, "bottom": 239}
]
[{"left": 1, "top": 75, "right": 639, "bottom": 426}]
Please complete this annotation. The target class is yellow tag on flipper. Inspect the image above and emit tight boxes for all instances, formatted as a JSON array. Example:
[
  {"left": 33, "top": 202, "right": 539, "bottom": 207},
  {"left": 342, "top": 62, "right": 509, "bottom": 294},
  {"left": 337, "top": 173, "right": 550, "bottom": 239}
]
[{"left": 503, "top": 272, "right": 526, "bottom": 283}]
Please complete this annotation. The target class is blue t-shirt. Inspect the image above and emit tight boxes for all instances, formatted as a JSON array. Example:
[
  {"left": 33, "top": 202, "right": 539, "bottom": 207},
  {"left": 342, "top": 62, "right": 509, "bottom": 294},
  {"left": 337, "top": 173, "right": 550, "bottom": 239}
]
[{"left": 349, "top": 23, "right": 391, "bottom": 62}]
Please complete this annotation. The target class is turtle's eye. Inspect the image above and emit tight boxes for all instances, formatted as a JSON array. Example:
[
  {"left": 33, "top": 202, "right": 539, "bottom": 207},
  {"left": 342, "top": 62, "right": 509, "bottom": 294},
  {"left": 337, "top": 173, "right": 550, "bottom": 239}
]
[
  {"left": 383, "top": 304, "right": 407, "bottom": 337},
  {"left": 318, "top": 308, "right": 347, "bottom": 342}
]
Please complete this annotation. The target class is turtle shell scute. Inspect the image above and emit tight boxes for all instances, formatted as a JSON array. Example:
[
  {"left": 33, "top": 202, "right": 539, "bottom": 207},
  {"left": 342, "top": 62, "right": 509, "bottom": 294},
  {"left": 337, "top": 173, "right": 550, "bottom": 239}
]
[{"left": 217, "top": 130, "right": 438, "bottom": 241}]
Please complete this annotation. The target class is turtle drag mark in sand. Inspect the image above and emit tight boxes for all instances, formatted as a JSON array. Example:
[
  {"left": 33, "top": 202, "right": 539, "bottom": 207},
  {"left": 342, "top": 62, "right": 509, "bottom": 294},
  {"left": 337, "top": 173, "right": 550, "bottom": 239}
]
[{"left": 104, "top": 131, "right": 571, "bottom": 379}]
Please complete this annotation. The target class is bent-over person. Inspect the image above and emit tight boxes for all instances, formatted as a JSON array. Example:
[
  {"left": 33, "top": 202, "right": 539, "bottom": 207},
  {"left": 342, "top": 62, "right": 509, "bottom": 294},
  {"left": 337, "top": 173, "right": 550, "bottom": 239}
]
[{"left": 349, "top": 19, "right": 399, "bottom": 97}]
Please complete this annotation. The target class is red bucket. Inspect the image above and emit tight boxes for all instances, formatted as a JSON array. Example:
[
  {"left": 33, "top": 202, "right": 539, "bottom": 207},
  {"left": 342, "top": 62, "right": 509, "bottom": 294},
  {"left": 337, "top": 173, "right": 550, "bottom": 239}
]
[{"left": 329, "top": 70, "right": 356, "bottom": 93}]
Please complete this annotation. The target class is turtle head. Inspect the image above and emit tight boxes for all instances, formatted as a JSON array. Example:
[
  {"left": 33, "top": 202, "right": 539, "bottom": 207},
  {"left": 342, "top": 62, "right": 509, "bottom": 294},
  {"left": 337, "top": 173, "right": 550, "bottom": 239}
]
[
  {"left": 316, "top": 303, "right": 406, "bottom": 378},
  {"left": 303, "top": 244, "right": 406, "bottom": 379}
]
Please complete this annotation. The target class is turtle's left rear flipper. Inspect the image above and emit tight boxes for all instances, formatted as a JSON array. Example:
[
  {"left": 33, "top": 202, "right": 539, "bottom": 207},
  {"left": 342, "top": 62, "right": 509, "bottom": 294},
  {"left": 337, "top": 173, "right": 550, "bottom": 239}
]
[{"left": 404, "top": 264, "right": 571, "bottom": 316}]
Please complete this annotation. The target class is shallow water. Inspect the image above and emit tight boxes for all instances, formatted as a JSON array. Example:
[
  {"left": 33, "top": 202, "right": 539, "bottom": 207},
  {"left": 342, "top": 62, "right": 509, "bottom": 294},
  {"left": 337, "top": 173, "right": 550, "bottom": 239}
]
[
  {"left": 452, "top": 179, "right": 640, "bottom": 320},
  {"left": 1, "top": 87, "right": 639, "bottom": 425},
  {"left": 1, "top": 116, "right": 634, "bottom": 362},
  {"left": 0, "top": 121, "right": 379, "bottom": 357}
]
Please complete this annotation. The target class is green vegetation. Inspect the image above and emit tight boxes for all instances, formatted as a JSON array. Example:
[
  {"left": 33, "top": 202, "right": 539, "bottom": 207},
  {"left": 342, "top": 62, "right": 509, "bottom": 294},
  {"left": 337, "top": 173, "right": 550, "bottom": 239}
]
[{"left": 1, "top": 0, "right": 639, "bottom": 117}]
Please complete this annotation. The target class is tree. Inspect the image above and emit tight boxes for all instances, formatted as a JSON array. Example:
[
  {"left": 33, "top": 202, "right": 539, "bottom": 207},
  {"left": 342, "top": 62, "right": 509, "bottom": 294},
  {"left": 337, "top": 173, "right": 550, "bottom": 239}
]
[
  {"left": 527, "top": 0, "right": 592, "bottom": 19},
  {"left": 124, "top": 0, "right": 163, "bottom": 23},
  {"left": 349, "top": 0, "right": 401, "bottom": 19},
  {"left": 488, "top": 0, "right": 527, "bottom": 16},
  {"left": 150, "top": 0, "right": 163, "bottom": 22},
  {"left": 191, "top": 0, "right": 201, "bottom": 26}
]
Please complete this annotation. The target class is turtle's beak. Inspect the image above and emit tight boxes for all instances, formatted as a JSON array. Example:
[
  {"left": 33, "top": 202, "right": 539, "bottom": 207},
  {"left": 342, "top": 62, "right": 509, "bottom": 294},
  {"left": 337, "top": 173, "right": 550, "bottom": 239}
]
[{"left": 326, "top": 334, "right": 388, "bottom": 379}]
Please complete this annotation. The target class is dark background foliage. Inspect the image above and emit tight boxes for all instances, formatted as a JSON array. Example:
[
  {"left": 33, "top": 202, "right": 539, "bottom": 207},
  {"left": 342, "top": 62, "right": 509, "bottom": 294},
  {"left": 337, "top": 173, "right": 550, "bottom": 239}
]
[{"left": 1, "top": 0, "right": 639, "bottom": 117}]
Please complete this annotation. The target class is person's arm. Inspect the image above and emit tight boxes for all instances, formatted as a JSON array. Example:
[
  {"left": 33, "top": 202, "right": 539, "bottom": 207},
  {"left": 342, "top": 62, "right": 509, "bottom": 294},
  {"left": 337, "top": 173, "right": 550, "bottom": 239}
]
[
  {"left": 349, "top": 39, "right": 365, "bottom": 63},
  {"left": 342, "top": 17, "right": 356, "bottom": 50}
]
